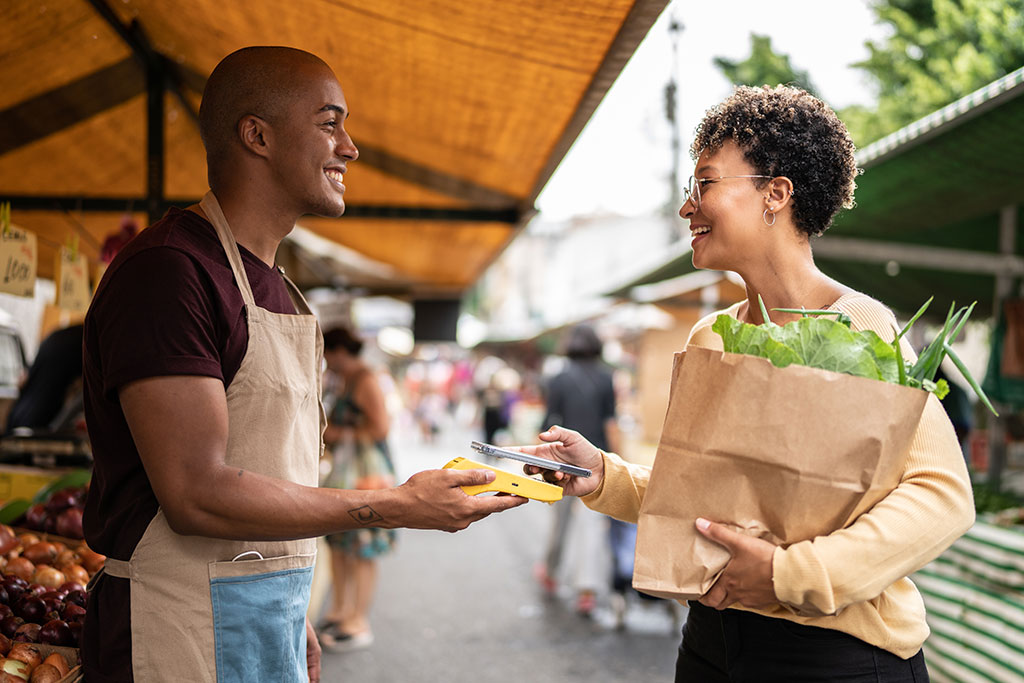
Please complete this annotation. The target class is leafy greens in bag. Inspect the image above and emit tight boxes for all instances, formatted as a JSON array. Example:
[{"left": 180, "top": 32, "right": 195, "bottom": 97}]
[{"left": 711, "top": 296, "right": 997, "bottom": 415}]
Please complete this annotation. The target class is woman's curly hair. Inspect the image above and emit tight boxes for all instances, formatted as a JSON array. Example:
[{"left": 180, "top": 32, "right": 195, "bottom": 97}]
[{"left": 690, "top": 85, "right": 858, "bottom": 237}]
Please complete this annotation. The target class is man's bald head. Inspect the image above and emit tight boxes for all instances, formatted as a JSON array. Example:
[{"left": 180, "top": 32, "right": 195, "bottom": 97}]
[{"left": 199, "top": 47, "right": 334, "bottom": 179}]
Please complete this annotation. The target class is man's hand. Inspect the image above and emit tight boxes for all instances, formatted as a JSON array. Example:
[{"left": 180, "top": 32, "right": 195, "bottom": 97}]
[
  {"left": 392, "top": 468, "right": 528, "bottom": 532},
  {"left": 695, "top": 517, "right": 777, "bottom": 610},
  {"left": 306, "top": 617, "right": 321, "bottom": 683},
  {"left": 518, "top": 425, "right": 605, "bottom": 497}
]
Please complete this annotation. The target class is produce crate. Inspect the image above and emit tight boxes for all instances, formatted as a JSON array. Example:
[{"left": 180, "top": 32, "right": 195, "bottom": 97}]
[
  {"left": 0, "top": 465, "right": 80, "bottom": 503},
  {"left": 2, "top": 643, "right": 81, "bottom": 682},
  {"left": 914, "top": 518, "right": 1024, "bottom": 682}
]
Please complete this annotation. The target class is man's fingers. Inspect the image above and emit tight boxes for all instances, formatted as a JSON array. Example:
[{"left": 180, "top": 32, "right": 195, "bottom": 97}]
[
  {"left": 475, "top": 494, "right": 529, "bottom": 512},
  {"left": 449, "top": 468, "right": 497, "bottom": 487}
]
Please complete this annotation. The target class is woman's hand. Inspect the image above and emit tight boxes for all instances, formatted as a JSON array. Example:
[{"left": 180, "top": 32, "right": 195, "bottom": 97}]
[
  {"left": 518, "top": 425, "right": 605, "bottom": 498},
  {"left": 696, "top": 518, "right": 777, "bottom": 610}
]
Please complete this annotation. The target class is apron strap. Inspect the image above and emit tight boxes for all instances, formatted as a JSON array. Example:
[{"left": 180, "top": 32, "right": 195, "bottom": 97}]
[
  {"left": 280, "top": 270, "right": 313, "bottom": 316},
  {"left": 199, "top": 192, "right": 256, "bottom": 308},
  {"left": 100, "top": 558, "right": 131, "bottom": 579}
]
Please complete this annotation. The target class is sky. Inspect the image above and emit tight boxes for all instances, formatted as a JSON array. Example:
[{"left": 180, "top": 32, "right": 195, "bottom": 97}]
[{"left": 536, "top": 0, "right": 891, "bottom": 220}]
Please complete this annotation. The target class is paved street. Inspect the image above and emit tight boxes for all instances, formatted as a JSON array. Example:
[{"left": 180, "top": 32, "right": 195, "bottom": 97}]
[{"left": 319, "top": 422, "right": 683, "bottom": 682}]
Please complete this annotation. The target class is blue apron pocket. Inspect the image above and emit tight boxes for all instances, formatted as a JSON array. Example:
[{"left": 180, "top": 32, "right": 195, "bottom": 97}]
[{"left": 209, "top": 552, "right": 315, "bottom": 683}]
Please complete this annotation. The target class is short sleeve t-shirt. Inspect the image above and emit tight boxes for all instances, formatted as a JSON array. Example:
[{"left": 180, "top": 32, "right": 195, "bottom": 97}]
[{"left": 81, "top": 207, "right": 298, "bottom": 681}]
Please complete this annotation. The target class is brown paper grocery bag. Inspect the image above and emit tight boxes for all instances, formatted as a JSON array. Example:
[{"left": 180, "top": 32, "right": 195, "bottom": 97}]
[{"left": 633, "top": 346, "right": 929, "bottom": 601}]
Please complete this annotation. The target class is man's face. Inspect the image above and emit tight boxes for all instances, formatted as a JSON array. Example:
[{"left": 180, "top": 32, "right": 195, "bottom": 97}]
[{"left": 268, "top": 65, "right": 359, "bottom": 218}]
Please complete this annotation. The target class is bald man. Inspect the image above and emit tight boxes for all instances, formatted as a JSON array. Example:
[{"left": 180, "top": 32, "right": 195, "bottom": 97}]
[{"left": 82, "top": 47, "right": 526, "bottom": 682}]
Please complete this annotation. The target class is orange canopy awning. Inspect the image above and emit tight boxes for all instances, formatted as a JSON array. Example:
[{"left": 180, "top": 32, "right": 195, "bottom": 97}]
[{"left": 1, "top": 0, "right": 668, "bottom": 296}]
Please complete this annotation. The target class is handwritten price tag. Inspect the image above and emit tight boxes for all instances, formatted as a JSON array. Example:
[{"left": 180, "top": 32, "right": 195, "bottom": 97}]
[
  {"left": 0, "top": 225, "right": 38, "bottom": 298},
  {"left": 55, "top": 246, "right": 91, "bottom": 312}
]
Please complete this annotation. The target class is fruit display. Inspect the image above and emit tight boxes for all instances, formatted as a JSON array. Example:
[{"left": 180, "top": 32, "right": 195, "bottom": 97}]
[
  {"left": 16, "top": 487, "right": 86, "bottom": 542},
  {"left": 0, "top": 523, "right": 104, "bottom": 654},
  {"left": 0, "top": 642, "right": 75, "bottom": 681}
]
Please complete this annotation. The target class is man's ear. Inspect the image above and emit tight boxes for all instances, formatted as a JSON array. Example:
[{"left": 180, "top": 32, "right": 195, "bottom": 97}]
[{"left": 238, "top": 114, "right": 272, "bottom": 159}]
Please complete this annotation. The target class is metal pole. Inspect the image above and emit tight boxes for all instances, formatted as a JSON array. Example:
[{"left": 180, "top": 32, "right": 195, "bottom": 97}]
[
  {"left": 145, "top": 41, "right": 166, "bottom": 225},
  {"left": 989, "top": 203, "right": 1019, "bottom": 490}
]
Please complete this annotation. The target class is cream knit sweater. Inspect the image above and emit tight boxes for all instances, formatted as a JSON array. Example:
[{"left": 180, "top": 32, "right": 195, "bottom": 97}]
[{"left": 582, "top": 292, "right": 975, "bottom": 658}]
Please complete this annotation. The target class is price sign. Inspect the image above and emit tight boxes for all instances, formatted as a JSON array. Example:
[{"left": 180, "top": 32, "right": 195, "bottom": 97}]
[
  {"left": 0, "top": 225, "right": 38, "bottom": 297},
  {"left": 55, "top": 246, "right": 91, "bottom": 312}
]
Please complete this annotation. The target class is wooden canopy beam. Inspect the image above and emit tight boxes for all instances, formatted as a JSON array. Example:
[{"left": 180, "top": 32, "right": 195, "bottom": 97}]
[{"left": 3, "top": 195, "right": 521, "bottom": 223}]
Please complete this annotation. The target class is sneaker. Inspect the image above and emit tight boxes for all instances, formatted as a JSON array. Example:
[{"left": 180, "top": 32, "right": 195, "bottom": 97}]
[
  {"left": 533, "top": 563, "right": 557, "bottom": 597},
  {"left": 575, "top": 590, "right": 597, "bottom": 618},
  {"left": 322, "top": 630, "right": 374, "bottom": 653},
  {"left": 610, "top": 591, "right": 627, "bottom": 631}
]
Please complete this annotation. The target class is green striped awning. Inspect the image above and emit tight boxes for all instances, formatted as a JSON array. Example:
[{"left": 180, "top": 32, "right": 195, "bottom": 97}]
[{"left": 914, "top": 519, "right": 1024, "bottom": 682}]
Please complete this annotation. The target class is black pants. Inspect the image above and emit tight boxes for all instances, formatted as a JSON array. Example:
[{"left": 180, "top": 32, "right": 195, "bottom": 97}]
[{"left": 676, "top": 603, "right": 930, "bottom": 682}]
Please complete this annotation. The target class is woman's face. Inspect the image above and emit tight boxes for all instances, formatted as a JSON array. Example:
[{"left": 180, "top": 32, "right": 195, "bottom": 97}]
[
  {"left": 680, "top": 141, "right": 767, "bottom": 272},
  {"left": 324, "top": 348, "right": 355, "bottom": 375}
]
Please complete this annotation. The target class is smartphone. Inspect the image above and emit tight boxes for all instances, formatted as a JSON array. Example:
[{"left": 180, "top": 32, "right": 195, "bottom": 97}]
[{"left": 470, "top": 440, "right": 592, "bottom": 478}]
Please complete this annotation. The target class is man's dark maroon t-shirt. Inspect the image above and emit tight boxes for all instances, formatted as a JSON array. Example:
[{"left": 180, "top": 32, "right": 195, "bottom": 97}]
[{"left": 81, "top": 208, "right": 297, "bottom": 681}]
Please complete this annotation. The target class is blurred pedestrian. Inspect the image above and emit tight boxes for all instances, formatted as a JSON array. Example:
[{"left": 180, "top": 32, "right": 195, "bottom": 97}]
[
  {"left": 319, "top": 326, "right": 396, "bottom": 651},
  {"left": 535, "top": 324, "right": 618, "bottom": 616}
]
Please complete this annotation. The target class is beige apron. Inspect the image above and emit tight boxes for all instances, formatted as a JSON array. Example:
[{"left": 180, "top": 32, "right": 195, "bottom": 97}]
[{"left": 102, "top": 192, "right": 326, "bottom": 681}]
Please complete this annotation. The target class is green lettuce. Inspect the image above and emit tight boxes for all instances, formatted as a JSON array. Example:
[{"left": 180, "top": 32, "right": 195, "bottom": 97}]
[{"left": 711, "top": 297, "right": 997, "bottom": 414}]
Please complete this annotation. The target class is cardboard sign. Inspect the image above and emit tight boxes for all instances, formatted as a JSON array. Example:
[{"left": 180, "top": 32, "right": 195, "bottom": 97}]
[
  {"left": 55, "top": 246, "right": 91, "bottom": 312},
  {"left": 0, "top": 224, "right": 37, "bottom": 297}
]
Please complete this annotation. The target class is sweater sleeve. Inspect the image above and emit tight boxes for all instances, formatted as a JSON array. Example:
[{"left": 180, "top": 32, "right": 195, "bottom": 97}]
[
  {"left": 580, "top": 451, "right": 650, "bottom": 523},
  {"left": 772, "top": 294, "right": 976, "bottom": 616}
]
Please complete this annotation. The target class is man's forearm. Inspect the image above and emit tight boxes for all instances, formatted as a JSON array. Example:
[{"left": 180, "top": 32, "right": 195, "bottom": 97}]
[{"left": 164, "top": 466, "right": 402, "bottom": 540}]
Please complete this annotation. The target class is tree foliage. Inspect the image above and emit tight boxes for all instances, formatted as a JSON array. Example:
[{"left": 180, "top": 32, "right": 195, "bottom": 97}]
[
  {"left": 711, "top": 1, "right": 1024, "bottom": 147},
  {"left": 713, "top": 34, "right": 818, "bottom": 96},
  {"left": 849, "top": 0, "right": 1024, "bottom": 145}
]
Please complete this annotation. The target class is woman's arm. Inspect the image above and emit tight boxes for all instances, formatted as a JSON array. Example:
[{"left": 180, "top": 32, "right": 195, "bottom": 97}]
[
  {"left": 772, "top": 393, "right": 974, "bottom": 616},
  {"left": 352, "top": 370, "right": 389, "bottom": 442},
  {"left": 763, "top": 295, "right": 974, "bottom": 615}
]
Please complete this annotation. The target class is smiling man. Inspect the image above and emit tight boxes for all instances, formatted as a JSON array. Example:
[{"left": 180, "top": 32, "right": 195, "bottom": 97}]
[{"left": 81, "top": 47, "right": 526, "bottom": 683}]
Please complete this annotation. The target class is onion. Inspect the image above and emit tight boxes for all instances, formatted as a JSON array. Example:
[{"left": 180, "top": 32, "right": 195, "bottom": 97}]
[
  {"left": 52, "top": 550, "right": 77, "bottom": 571},
  {"left": 30, "top": 568, "right": 64, "bottom": 590},
  {"left": 13, "top": 536, "right": 37, "bottom": 551},
  {"left": 60, "top": 604, "right": 85, "bottom": 624},
  {"left": 14, "top": 599, "right": 43, "bottom": 625},
  {"left": 42, "top": 652, "right": 69, "bottom": 676},
  {"left": 0, "top": 634, "right": 9, "bottom": 656},
  {"left": 38, "top": 621, "right": 72, "bottom": 647},
  {"left": 6, "top": 643, "right": 40, "bottom": 668},
  {"left": 20, "top": 545, "right": 56, "bottom": 567},
  {"left": 11, "top": 623, "right": 39, "bottom": 643},
  {"left": 61, "top": 564, "right": 88, "bottom": 587},
  {"left": 28, "top": 663, "right": 62, "bottom": 683},
  {"left": 0, "top": 657, "right": 30, "bottom": 681},
  {"left": 3, "top": 559, "right": 33, "bottom": 583},
  {"left": 77, "top": 546, "right": 105, "bottom": 575},
  {"left": 0, "top": 617, "right": 22, "bottom": 640},
  {"left": 0, "top": 529, "right": 17, "bottom": 558}
]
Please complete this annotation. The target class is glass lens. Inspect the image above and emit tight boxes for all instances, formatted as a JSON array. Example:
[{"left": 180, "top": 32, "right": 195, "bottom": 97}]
[{"left": 684, "top": 175, "right": 699, "bottom": 208}]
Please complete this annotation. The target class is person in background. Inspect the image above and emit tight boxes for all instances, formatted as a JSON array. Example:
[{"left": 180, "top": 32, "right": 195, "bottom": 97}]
[
  {"left": 318, "top": 326, "right": 396, "bottom": 652},
  {"left": 535, "top": 324, "right": 618, "bottom": 616},
  {"left": 5, "top": 323, "right": 84, "bottom": 435},
  {"left": 81, "top": 46, "right": 525, "bottom": 682},
  {"left": 519, "top": 85, "right": 973, "bottom": 681}
]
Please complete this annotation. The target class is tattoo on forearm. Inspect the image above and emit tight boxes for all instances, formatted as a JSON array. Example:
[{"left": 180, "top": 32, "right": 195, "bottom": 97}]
[
  {"left": 237, "top": 469, "right": 244, "bottom": 477},
  {"left": 348, "top": 505, "right": 384, "bottom": 525}
]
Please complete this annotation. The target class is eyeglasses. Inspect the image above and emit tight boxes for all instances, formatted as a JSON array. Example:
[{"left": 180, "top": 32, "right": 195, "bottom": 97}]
[{"left": 683, "top": 175, "right": 777, "bottom": 210}]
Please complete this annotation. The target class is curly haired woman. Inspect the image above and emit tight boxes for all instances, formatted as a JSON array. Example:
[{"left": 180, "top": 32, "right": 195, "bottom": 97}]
[{"left": 520, "top": 85, "right": 974, "bottom": 682}]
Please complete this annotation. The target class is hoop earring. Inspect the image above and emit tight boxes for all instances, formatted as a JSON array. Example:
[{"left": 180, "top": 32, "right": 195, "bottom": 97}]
[{"left": 763, "top": 208, "right": 776, "bottom": 227}]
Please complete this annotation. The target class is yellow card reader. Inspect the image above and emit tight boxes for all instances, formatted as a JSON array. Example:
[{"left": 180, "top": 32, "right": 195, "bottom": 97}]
[{"left": 443, "top": 457, "right": 563, "bottom": 503}]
